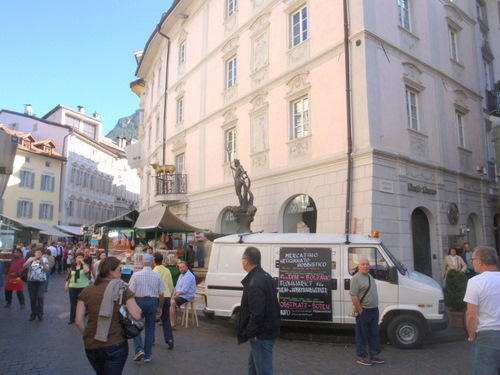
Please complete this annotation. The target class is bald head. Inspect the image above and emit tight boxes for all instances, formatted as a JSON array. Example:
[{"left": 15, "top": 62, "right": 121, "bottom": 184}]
[{"left": 358, "top": 258, "right": 371, "bottom": 275}]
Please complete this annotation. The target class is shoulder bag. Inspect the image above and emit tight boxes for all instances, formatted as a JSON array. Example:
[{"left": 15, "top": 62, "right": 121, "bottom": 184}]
[
  {"left": 349, "top": 274, "right": 371, "bottom": 318},
  {"left": 118, "top": 294, "right": 145, "bottom": 339},
  {"left": 20, "top": 268, "right": 29, "bottom": 282}
]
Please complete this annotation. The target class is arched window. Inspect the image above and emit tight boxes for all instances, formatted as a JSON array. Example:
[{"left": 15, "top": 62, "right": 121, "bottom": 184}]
[
  {"left": 220, "top": 208, "right": 237, "bottom": 235},
  {"left": 283, "top": 194, "right": 317, "bottom": 233}
]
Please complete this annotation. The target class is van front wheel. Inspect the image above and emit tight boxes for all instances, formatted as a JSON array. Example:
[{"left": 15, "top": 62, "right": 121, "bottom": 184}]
[{"left": 387, "top": 314, "right": 424, "bottom": 349}]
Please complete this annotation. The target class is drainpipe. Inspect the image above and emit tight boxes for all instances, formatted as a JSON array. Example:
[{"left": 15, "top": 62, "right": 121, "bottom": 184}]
[
  {"left": 60, "top": 131, "right": 72, "bottom": 225},
  {"left": 156, "top": 25, "right": 171, "bottom": 165},
  {"left": 343, "top": 0, "right": 353, "bottom": 237}
]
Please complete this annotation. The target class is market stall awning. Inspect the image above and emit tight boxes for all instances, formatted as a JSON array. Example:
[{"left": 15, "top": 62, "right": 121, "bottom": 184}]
[
  {"left": 134, "top": 206, "right": 202, "bottom": 232},
  {"left": 23, "top": 222, "right": 69, "bottom": 237},
  {"left": 56, "top": 225, "right": 84, "bottom": 236},
  {"left": 95, "top": 210, "right": 139, "bottom": 228},
  {"left": 1, "top": 214, "right": 70, "bottom": 237}
]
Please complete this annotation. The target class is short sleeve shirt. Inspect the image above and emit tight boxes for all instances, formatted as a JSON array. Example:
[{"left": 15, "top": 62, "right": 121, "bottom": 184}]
[
  {"left": 463, "top": 271, "right": 500, "bottom": 332},
  {"left": 350, "top": 272, "right": 378, "bottom": 309},
  {"left": 28, "top": 257, "right": 49, "bottom": 282},
  {"left": 78, "top": 280, "right": 134, "bottom": 349}
]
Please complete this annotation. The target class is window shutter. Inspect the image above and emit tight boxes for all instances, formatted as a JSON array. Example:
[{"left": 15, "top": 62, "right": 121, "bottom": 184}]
[
  {"left": 29, "top": 202, "right": 33, "bottom": 218},
  {"left": 17, "top": 201, "right": 22, "bottom": 217}
]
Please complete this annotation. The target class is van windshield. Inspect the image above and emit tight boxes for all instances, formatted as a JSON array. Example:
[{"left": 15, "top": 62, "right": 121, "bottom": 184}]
[{"left": 381, "top": 243, "right": 406, "bottom": 275}]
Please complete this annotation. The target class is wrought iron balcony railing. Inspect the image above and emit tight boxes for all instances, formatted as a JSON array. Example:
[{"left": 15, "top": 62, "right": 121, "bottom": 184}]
[
  {"left": 154, "top": 174, "right": 187, "bottom": 196},
  {"left": 487, "top": 90, "right": 500, "bottom": 116}
]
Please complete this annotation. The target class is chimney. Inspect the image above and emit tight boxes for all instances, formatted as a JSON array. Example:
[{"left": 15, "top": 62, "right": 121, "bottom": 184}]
[
  {"left": 24, "top": 104, "right": 32, "bottom": 115},
  {"left": 77, "top": 106, "right": 85, "bottom": 114},
  {"left": 93, "top": 112, "right": 100, "bottom": 119}
]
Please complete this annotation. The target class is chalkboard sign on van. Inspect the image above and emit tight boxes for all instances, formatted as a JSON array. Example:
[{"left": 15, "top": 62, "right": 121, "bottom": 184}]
[{"left": 278, "top": 247, "right": 332, "bottom": 321}]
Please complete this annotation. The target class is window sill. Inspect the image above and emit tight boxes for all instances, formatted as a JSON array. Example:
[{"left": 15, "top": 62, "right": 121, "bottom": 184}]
[
  {"left": 287, "top": 133, "right": 312, "bottom": 145},
  {"left": 407, "top": 128, "right": 427, "bottom": 138},
  {"left": 398, "top": 25, "right": 419, "bottom": 41},
  {"left": 450, "top": 58, "right": 465, "bottom": 69}
]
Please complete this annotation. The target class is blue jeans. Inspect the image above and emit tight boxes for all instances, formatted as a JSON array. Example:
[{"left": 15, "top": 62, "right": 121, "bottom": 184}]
[
  {"left": 355, "top": 307, "right": 381, "bottom": 358},
  {"left": 472, "top": 330, "right": 500, "bottom": 375},
  {"left": 85, "top": 341, "right": 128, "bottom": 375},
  {"left": 248, "top": 338, "right": 277, "bottom": 375},
  {"left": 133, "top": 297, "right": 158, "bottom": 359},
  {"left": 160, "top": 297, "right": 174, "bottom": 343}
]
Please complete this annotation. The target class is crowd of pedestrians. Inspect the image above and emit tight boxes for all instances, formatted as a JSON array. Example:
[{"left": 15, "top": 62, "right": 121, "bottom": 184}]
[{"left": 1, "top": 239, "right": 498, "bottom": 375}]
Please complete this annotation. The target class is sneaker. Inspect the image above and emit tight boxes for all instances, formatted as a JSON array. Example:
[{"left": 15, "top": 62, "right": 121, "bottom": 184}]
[
  {"left": 167, "top": 340, "right": 174, "bottom": 350},
  {"left": 357, "top": 357, "right": 373, "bottom": 366},
  {"left": 134, "top": 351, "right": 145, "bottom": 362},
  {"left": 28, "top": 315, "right": 36, "bottom": 321},
  {"left": 144, "top": 358, "right": 151, "bottom": 363},
  {"left": 370, "top": 355, "right": 386, "bottom": 364}
]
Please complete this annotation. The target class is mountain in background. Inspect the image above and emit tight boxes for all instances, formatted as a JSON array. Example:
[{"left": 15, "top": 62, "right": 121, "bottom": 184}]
[{"left": 105, "top": 111, "right": 140, "bottom": 140}]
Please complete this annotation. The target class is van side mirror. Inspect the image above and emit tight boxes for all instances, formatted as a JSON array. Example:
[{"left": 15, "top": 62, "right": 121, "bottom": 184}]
[{"left": 388, "top": 266, "right": 398, "bottom": 284}]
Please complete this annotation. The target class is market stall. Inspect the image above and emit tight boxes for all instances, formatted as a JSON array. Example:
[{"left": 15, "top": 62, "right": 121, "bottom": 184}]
[{"left": 132, "top": 206, "right": 204, "bottom": 277}]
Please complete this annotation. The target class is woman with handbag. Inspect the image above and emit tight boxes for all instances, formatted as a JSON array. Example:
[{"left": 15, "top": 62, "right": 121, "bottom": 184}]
[
  {"left": 24, "top": 248, "right": 49, "bottom": 321},
  {"left": 4, "top": 248, "right": 25, "bottom": 309},
  {"left": 64, "top": 252, "right": 89, "bottom": 324},
  {"left": 76, "top": 257, "right": 142, "bottom": 375}
]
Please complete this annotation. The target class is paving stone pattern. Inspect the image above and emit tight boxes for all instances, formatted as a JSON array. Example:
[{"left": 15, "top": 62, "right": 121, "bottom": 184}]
[{"left": 0, "top": 274, "right": 472, "bottom": 375}]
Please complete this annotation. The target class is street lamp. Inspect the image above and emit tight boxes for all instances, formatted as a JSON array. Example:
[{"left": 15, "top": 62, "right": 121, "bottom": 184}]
[{"left": 0, "top": 130, "right": 18, "bottom": 200}]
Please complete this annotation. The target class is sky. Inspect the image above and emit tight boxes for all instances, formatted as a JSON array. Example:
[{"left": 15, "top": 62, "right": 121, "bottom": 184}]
[{"left": 0, "top": 0, "right": 174, "bottom": 135}]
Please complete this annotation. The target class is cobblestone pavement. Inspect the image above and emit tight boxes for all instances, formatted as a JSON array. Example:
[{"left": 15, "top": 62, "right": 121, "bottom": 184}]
[{"left": 0, "top": 274, "right": 472, "bottom": 375}]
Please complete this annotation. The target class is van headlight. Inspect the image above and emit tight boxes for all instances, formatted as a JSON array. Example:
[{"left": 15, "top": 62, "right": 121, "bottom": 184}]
[{"left": 438, "top": 299, "right": 445, "bottom": 314}]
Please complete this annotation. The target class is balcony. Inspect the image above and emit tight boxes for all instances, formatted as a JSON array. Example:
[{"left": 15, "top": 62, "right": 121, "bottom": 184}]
[
  {"left": 487, "top": 90, "right": 500, "bottom": 117},
  {"left": 154, "top": 174, "right": 187, "bottom": 204}
]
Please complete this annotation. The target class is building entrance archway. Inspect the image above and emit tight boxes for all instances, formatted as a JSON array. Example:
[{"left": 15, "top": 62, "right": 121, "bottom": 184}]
[{"left": 411, "top": 208, "right": 432, "bottom": 277}]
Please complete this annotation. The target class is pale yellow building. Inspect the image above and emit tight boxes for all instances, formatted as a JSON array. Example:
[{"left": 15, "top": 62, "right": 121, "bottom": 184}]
[{"left": 0, "top": 125, "right": 66, "bottom": 245}]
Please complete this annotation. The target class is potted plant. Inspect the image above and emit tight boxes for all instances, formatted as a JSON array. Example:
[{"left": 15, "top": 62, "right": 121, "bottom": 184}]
[{"left": 444, "top": 269, "right": 468, "bottom": 328}]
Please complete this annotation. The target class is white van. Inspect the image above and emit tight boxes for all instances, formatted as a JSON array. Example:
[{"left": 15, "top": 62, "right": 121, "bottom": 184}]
[{"left": 203, "top": 233, "right": 447, "bottom": 349}]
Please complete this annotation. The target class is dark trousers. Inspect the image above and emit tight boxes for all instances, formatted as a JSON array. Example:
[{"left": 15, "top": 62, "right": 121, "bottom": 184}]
[
  {"left": 69, "top": 287, "right": 85, "bottom": 321},
  {"left": 27, "top": 281, "right": 45, "bottom": 318},
  {"left": 160, "top": 297, "right": 174, "bottom": 343},
  {"left": 55, "top": 255, "right": 63, "bottom": 274},
  {"left": 62, "top": 258, "right": 68, "bottom": 272},
  {"left": 5, "top": 289, "right": 25, "bottom": 306},
  {"left": 355, "top": 307, "right": 381, "bottom": 358},
  {"left": 85, "top": 341, "right": 128, "bottom": 375}
]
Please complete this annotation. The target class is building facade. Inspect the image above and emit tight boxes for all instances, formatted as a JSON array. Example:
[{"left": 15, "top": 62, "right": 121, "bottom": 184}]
[
  {"left": 0, "top": 125, "right": 65, "bottom": 246},
  {"left": 131, "top": 0, "right": 500, "bottom": 282},
  {"left": 0, "top": 105, "right": 140, "bottom": 229}
]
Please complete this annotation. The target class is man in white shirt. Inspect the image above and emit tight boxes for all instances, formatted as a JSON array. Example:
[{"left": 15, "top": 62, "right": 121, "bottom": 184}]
[
  {"left": 47, "top": 243, "right": 57, "bottom": 275},
  {"left": 129, "top": 254, "right": 165, "bottom": 363},
  {"left": 463, "top": 246, "right": 500, "bottom": 375}
]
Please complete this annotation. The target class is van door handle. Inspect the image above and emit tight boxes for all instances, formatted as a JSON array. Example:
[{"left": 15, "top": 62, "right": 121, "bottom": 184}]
[
  {"left": 331, "top": 279, "right": 337, "bottom": 290},
  {"left": 344, "top": 279, "right": 350, "bottom": 290}
]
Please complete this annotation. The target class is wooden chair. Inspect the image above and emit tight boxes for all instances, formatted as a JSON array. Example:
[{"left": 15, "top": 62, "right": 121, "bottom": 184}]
[{"left": 181, "top": 301, "right": 199, "bottom": 328}]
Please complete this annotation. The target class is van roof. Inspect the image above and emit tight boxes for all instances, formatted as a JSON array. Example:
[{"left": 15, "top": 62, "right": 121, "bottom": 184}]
[{"left": 214, "top": 233, "right": 382, "bottom": 245}]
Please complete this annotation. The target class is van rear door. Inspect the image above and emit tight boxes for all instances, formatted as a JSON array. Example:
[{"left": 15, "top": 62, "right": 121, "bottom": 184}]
[{"left": 273, "top": 245, "right": 342, "bottom": 324}]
